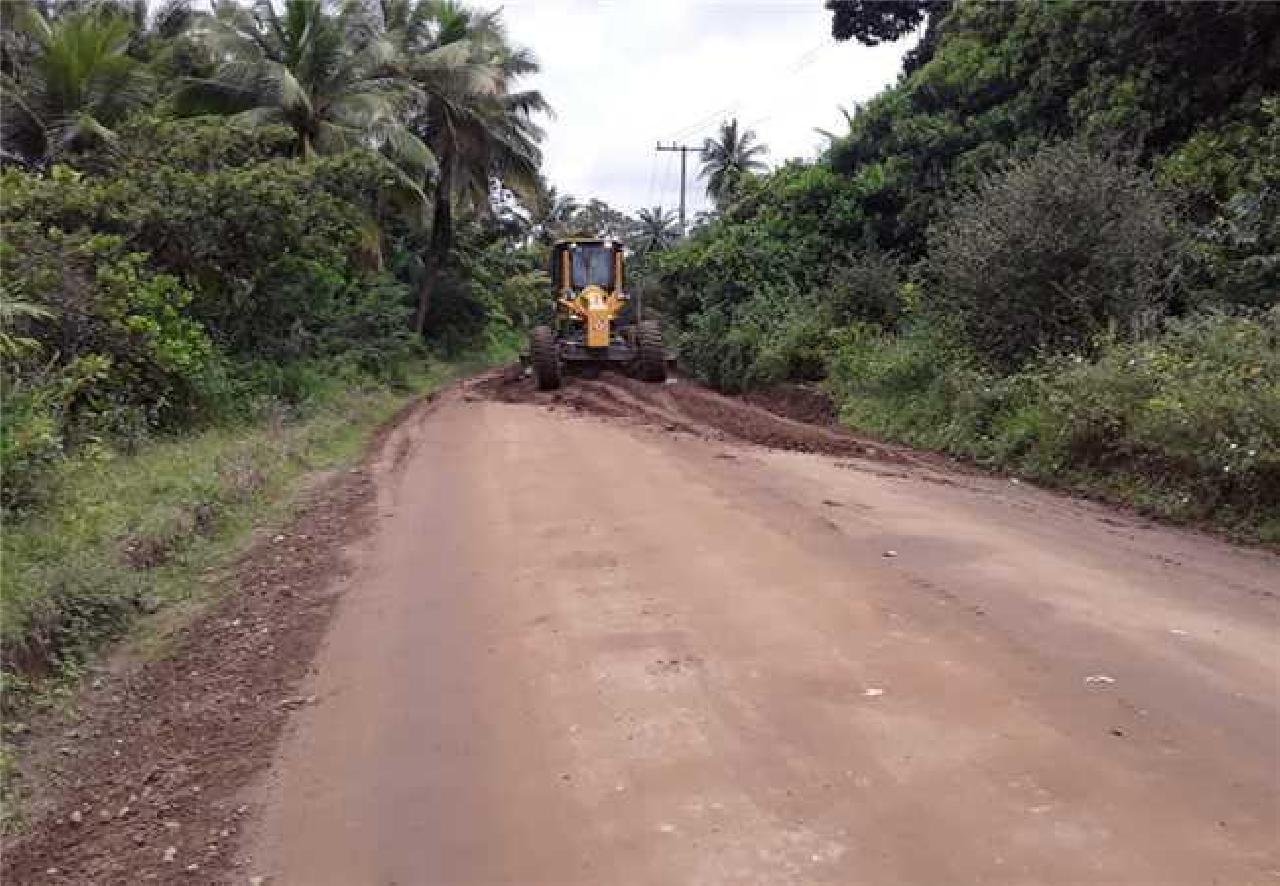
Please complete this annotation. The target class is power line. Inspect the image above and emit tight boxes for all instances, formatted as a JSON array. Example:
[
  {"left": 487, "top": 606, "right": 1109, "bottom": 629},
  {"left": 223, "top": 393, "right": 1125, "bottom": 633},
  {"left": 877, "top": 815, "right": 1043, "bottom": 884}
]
[
  {"left": 667, "top": 100, "right": 742, "bottom": 143},
  {"left": 660, "top": 38, "right": 834, "bottom": 142}
]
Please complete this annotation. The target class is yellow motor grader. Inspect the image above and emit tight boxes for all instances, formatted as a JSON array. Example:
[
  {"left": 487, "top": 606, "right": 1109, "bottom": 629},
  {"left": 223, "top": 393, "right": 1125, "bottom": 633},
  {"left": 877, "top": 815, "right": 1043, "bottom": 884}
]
[{"left": 525, "top": 238, "right": 670, "bottom": 390}]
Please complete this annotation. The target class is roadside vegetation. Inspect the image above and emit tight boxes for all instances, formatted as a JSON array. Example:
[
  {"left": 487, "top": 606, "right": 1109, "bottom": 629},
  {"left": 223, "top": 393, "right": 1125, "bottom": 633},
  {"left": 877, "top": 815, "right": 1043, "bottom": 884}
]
[
  {"left": 0, "top": 0, "right": 549, "bottom": 718},
  {"left": 648, "top": 1, "right": 1280, "bottom": 542}
]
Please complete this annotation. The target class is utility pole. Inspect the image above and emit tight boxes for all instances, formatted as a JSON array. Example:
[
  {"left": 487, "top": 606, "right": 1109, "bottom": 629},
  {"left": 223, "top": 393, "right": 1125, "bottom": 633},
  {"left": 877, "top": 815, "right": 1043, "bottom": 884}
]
[{"left": 656, "top": 141, "right": 700, "bottom": 234}]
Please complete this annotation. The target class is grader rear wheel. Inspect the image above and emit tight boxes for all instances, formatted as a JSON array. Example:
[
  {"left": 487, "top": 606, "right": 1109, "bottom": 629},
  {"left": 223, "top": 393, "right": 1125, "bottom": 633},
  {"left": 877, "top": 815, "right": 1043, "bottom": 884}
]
[
  {"left": 531, "top": 325, "right": 561, "bottom": 390},
  {"left": 636, "top": 319, "right": 667, "bottom": 383}
]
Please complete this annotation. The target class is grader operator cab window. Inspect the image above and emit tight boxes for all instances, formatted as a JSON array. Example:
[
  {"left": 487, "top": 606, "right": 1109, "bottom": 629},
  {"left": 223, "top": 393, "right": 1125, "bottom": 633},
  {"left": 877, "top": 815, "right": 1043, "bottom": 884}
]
[{"left": 571, "top": 245, "right": 615, "bottom": 290}]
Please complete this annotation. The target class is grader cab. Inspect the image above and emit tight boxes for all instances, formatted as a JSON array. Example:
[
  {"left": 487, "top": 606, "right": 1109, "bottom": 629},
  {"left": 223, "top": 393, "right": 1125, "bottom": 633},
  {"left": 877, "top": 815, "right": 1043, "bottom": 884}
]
[{"left": 526, "top": 238, "right": 669, "bottom": 390}]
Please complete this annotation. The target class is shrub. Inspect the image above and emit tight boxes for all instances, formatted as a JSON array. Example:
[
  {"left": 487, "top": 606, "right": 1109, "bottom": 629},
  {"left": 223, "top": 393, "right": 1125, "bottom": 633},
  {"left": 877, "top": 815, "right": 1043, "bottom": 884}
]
[
  {"left": 0, "top": 383, "right": 64, "bottom": 510},
  {"left": 1025, "top": 309, "right": 1280, "bottom": 529},
  {"left": 674, "top": 283, "right": 832, "bottom": 393},
  {"left": 0, "top": 225, "right": 220, "bottom": 507},
  {"left": 925, "top": 141, "right": 1178, "bottom": 370},
  {"left": 826, "top": 249, "right": 904, "bottom": 328},
  {"left": 660, "top": 231, "right": 911, "bottom": 391},
  {"left": 827, "top": 316, "right": 994, "bottom": 452},
  {"left": 420, "top": 232, "right": 549, "bottom": 357}
]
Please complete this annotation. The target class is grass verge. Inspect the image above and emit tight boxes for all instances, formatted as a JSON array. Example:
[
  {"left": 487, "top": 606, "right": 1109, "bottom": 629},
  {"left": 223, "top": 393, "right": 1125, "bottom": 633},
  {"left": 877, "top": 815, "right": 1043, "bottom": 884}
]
[{"left": 0, "top": 351, "right": 503, "bottom": 818}]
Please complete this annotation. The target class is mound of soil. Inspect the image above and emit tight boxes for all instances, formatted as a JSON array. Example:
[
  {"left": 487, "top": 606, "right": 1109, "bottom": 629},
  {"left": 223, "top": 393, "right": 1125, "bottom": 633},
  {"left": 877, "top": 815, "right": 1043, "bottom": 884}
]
[{"left": 471, "top": 369, "right": 914, "bottom": 465}]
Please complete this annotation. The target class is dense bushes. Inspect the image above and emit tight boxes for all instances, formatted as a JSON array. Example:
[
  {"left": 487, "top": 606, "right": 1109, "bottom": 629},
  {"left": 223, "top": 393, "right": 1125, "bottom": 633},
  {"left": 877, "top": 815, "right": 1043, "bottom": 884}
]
[
  {"left": 677, "top": 285, "right": 822, "bottom": 392},
  {"left": 0, "top": 222, "right": 218, "bottom": 508},
  {"left": 0, "top": 103, "right": 553, "bottom": 512},
  {"left": 828, "top": 309, "right": 1280, "bottom": 539},
  {"left": 825, "top": 2, "right": 1280, "bottom": 257},
  {"left": 3, "top": 131, "right": 407, "bottom": 351},
  {"left": 0, "top": 137, "right": 426, "bottom": 508},
  {"left": 673, "top": 290, "right": 856, "bottom": 395},
  {"left": 418, "top": 230, "right": 549, "bottom": 357},
  {"left": 1, "top": 225, "right": 215, "bottom": 420},
  {"left": 656, "top": 134, "right": 1277, "bottom": 534},
  {"left": 1162, "top": 99, "right": 1280, "bottom": 311}
]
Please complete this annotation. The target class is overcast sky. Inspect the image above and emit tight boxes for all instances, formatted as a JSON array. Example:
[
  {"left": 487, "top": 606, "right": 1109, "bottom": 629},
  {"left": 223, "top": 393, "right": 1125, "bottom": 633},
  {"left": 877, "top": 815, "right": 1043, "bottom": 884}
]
[{"left": 499, "top": 0, "right": 913, "bottom": 216}]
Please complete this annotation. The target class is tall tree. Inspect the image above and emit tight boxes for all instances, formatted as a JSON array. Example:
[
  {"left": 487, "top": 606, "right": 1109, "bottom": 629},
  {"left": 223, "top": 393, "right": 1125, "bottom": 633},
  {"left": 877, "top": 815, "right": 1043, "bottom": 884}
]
[
  {"left": 372, "top": 0, "right": 547, "bottom": 332},
  {"left": 699, "top": 118, "right": 768, "bottom": 207},
  {"left": 572, "top": 198, "right": 630, "bottom": 239},
  {"left": 825, "top": 0, "right": 930, "bottom": 43},
  {"left": 815, "top": 105, "right": 856, "bottom": 150}
]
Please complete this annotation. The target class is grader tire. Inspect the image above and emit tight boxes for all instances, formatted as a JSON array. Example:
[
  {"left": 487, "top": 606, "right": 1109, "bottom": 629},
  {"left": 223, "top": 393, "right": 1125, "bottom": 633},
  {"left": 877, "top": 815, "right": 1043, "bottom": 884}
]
[
  {"left": 531, "top": 325, "right": 561, "bottom": 390},
  {"left": 636, "top": 319, "right": 667, "bottom": 383}
]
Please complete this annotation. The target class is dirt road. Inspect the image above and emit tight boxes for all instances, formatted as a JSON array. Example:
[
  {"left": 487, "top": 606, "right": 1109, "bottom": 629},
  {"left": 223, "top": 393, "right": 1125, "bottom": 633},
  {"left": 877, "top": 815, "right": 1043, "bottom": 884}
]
[{"left": 240, "top": 372, "right": 1278, "bottom": 885}]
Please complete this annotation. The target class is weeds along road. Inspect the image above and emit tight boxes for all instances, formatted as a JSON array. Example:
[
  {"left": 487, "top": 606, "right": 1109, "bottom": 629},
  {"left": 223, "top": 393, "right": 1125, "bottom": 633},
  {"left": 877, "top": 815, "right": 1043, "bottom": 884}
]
[{"left": 248, "top": 372, "right": 1278, "bottom": 886}]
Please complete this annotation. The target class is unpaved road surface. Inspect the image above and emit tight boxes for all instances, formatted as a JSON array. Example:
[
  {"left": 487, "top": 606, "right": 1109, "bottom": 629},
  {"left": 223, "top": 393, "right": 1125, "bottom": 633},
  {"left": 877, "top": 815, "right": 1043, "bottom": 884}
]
[{"left": 244, "top": 372, "right": 1278, "bottom": 885}]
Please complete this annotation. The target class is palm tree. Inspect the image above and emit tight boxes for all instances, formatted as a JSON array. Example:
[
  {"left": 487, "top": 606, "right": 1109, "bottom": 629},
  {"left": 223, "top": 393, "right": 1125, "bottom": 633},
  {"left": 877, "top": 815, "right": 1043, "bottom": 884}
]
[
  {"left": 689, "top": 209, "right": 719, "bottom": 234},
  {"left": 121, "top": 0, "right": 199, "bottom": 70},
  {"left": 176, "top": 0, "right": 432, "bottom": 177},
  {"left": 0, "top": 3, "right": 153, "bottom": 166},
  {"left": 632, "top": 206, "right": 680, "bottom": 254},
  {"left": 372, "top": 0, "right": 547, "bottom": 332},
  {"left": 699, "top": 118, "right": 768, "bottom": 207}
]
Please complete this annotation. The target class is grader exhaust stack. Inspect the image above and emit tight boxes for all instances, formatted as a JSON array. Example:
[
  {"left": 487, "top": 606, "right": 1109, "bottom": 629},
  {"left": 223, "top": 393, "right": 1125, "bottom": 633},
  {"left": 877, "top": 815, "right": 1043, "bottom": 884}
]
[{"left": 524, "top": 238, "right": 672, "bottom": 390}]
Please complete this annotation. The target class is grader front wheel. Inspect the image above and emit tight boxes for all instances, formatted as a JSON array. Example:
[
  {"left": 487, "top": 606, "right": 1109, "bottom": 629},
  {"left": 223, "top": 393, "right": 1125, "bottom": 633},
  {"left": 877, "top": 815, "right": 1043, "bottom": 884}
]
[{"left": 531, "top": 325, "right": 561, "bottom": 390}]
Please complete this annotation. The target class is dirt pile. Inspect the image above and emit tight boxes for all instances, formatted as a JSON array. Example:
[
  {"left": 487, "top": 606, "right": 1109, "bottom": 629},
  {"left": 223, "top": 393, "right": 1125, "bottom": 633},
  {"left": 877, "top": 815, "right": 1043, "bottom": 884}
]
[{"left": 471, "top": 369, "right": 915, "bottom": 464}]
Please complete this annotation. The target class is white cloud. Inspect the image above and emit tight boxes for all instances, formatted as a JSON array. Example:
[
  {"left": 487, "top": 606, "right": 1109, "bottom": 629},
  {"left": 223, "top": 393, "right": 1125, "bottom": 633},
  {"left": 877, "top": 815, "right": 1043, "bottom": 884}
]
[{"left": 499, "top": 0, "right": 912, "bottom": 215}]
